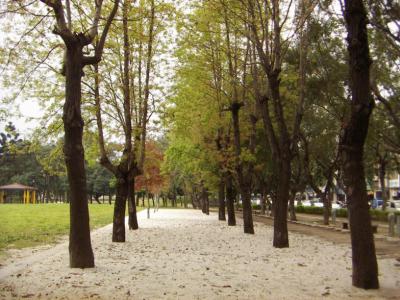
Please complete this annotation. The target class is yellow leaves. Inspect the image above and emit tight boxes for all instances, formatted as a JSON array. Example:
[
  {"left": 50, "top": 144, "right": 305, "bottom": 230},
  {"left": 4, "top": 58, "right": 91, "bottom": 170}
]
[{"left": 239, "top": 148, "right": 256, "bottom": 164}]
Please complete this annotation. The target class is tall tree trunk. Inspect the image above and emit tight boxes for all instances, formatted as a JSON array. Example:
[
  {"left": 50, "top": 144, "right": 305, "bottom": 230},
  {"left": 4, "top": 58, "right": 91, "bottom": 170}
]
[
  {"left": 218, "top": 179, "right": 226, "bottom": 221},
  {"left": 201, "top": 186, "right": 209, "bottom": 215},
  {"left": 289, "top": 189, "right": 297, "bottom": 221},
  {"left": 378, "top": 157, "right": 387, "bottom": 211},
  {"left": 191, "top": 193, "right": 197, "bottom": 209},
  {"left": 273, "top": 159, "right": 290, "bottom": 248},
  {"left": 113, "top": 174, "right": 128, "bottom": 242},
  {"left": 241, "top": 185, "right": 253, "bottom": 233},
  {"left": 341, "top": 0, "right": 379, "bottom": 289},
  {"left": 231, "top": 104, "right": 254, "bottom": 234},
  {"left": 323, "top": 178, "right": 333, "bottom": 225},
  {"left": 225, "top": 173, "right": 236, "bottom": 226},
  {"left": 64, "top": 45, "right": 94, "bottom": 268},
  {"left": 136, "top": 192, "right": 140, "bottom": 206},
  {"left": 270, "top": 71, "right": 290, "bottom": 247},
  {"left": 128, "top": 176, "right": 138, "bottom": 230},
  {"left": 260, "top": 190, "right": 266, "bottom": 215}
]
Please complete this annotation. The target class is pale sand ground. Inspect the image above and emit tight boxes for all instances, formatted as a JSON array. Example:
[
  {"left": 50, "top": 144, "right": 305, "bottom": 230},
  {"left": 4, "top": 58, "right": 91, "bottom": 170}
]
[{"left": 0, "top": 209, "right": 399, "bottom": 300}]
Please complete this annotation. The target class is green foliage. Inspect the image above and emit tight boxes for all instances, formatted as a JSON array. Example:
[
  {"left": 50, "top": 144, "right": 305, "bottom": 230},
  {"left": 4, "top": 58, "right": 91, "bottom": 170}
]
[
  {"left": 294, "top": 205, "right": 399, "bottom": 222},
  {"left": 87, "top": 165, "right": 114, "bottom": 199},
  {"left": 295, "top": 205, "right": 327, "bottom": 215}
]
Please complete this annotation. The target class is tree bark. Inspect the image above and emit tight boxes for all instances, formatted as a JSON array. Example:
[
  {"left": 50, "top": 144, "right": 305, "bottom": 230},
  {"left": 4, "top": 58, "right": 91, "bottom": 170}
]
[
  {"left": 341, "top": 0, "right": 379, "bottom": 289},
  {"left": 218, "top": 179, "right": 226, "bottom": 221},
  {"left": 128, "top": 176, "right": 138, "bottom": 230},
  {"left": 378, "top": 156, "right": 388, "bottom": 211},
  {"left": 288, "top": 189, "right": 297, "bottom": 221},
  {"left": 225, "top": 173, "right": 236, "bottom": 226},
  {"left": 322, "top": 177, "right": 333, "bottom": 225},
  {"left": 231, "top": 104, "right": 254, "bottom": 234},
  {"left": 64, "top": 44, "right": 94, "bottom": 268},
  {"left": 269, "top": 72, "right": 290, "bottom": 247},
  {"left": 201, "top": 186, "right": 209, "bottom": 215},
  {"left": 112, "top": 174, "right": 128, "bottom": 242},
  {"left": 273, "top": 159, "right": 290, "bottom": 248}
]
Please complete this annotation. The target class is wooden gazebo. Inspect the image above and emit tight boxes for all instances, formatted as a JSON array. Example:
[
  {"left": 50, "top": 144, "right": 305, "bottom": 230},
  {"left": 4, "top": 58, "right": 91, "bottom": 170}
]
[{"left": 0, "top": 183, "right": 38, "bottom": 204}]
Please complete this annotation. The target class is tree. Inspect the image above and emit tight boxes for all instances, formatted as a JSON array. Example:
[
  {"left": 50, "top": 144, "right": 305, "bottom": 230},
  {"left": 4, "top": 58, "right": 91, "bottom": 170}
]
[
  {"left": 298, "top": 15, "right": 348, "bottom": 225},
  {"left": 87, "top": 164, "right": 113, "bottom": 203},
  {"left": 36, "top": 0, "right": 120, "bottom": 267},
  {"left": 135, "top": 140, "right": 165, "bottom": 198},
  {"left": 340, "top": 0, "right": 379, "bottom": 289},
  {"left": 93, "top": 0, "right": 170, "bottom": 241},
  {"left": 245, "top": 0, "right": 316, "bottom": 247}
]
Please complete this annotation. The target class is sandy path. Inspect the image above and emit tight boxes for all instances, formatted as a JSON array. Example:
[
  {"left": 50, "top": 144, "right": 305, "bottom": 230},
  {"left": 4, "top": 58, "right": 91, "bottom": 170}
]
[{"left": 0, "top": 209, "right": 399, "bottom": 299}]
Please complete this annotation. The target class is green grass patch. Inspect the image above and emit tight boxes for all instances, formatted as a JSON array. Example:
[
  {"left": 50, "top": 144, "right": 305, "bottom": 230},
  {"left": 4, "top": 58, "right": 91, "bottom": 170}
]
[{"left": 0, "top": 203, "right": 141, "bottom": 253}]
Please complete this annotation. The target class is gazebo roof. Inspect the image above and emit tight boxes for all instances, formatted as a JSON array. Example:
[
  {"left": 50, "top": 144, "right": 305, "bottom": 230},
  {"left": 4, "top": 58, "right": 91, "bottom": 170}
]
[{"left": 0, "top": 183, "right": 37, "bottom": 190}]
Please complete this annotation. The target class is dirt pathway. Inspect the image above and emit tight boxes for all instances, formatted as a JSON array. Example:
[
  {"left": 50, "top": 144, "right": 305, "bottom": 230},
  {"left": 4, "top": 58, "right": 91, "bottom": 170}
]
[
  {"left": 251, "top": 214, "right": 400, "bottom": 259},
  {"left": 0, "top": 209, "right": 399, "bottom": 299}
]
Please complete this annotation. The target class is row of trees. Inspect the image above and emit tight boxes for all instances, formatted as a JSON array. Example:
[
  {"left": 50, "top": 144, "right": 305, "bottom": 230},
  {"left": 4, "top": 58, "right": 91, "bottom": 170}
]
[
  {"left": 1, "top": 0, "right": 398, "bottom": 290},
  {"left": 1, "top": 0, "right": 176, "bottom": 268},
  {"left": 0, "top": 122, "right": 169, "bottom": 204},
  {"left": 162, "top": 0, "right": 399, "bottom": 289}
]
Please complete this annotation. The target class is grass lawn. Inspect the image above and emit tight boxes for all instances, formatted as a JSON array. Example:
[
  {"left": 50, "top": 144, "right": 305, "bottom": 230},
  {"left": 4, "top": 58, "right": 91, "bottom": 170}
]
[{"left": 0, "top": 203, "right": 140, "bottom": 254}]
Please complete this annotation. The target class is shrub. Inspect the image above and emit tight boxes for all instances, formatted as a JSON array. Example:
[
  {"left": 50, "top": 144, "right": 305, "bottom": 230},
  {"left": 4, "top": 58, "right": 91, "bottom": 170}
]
[
  {"left": 295, "top": 205, "right": 324, "bottom": 215},
  {"left": 295, "top": 205, "right": 400, "bottom": 222}
]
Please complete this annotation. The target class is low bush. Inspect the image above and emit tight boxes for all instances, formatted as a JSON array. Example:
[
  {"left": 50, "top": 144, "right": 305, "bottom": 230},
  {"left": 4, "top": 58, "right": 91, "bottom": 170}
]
[{"left": 295, "top": 205, "right": 399, "bottom": 222}]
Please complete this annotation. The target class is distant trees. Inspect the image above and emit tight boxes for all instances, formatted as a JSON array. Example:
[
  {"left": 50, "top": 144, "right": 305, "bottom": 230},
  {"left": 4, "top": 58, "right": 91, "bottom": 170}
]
[
  {"left": 87, "top": 164, "right": 113, "bottom": 204},
  {"left": 0, "top": 123, "right": 114, "bottom": 203}
]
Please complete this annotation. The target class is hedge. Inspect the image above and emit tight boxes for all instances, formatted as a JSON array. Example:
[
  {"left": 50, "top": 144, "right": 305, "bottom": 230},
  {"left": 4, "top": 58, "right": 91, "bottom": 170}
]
[
  {"left": 294, "top": 205, "right": 400, "bottom": 222},
  {"left": 240, "top": 203, "right": 399, "bottom": 222}
]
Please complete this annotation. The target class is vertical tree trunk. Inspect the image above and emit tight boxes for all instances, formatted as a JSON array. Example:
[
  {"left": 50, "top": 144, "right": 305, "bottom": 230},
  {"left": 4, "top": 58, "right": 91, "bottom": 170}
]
[
  {"left": 241, "top": 185, "right": 254, "bottom": 233},
  {"left": 273, "top": 160, "right": 290, "bottom": 247},
  {"left": 201, "top": 186, "right": 208, "bottom": 214},
  {"left": 268, "top": 71, "right": 290, "bottom": 247},
  {"left": 218, "top": 179, "right": 226, "bottom": 221},
  {"left": 379, "top": 158, "right": 387, "bottom": 211},
  {"left": 205, "top": 192, "right": 209, "bottom": 215},
  {"left": 128, "top": 176, "right": 138, "bottom": 230},
  {"left": 231, "top": 104, "right": 254, "bottom": 234},
  {"left": 260, "top": 191, "right": 266, "bottom": 215},
  {"left": 136, "top": 192, "right": 140, "bottom": 206},
  {"left": 64, "top": 45, "right": 94, "bottom": 268},
  {"left": 113, "top": 174, "right": 128, "bottom": 242},
  {"left": 289, "top": 189, "right": 297, "bottom": 221},
  {"left": 323, "top": 179, "right": 333, "bottom": 225},
  {"left": 225, "top": 173, "right": 236, "bottom": 226},
  {"left": 191, "top": 194, "right": 197, "bottom": 209},
  {"left": 341, "top": 0, "right": 379, "bottom": 289}
]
